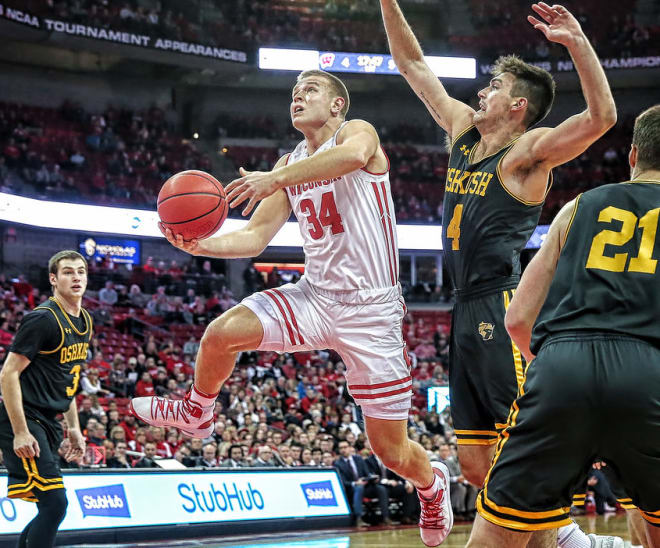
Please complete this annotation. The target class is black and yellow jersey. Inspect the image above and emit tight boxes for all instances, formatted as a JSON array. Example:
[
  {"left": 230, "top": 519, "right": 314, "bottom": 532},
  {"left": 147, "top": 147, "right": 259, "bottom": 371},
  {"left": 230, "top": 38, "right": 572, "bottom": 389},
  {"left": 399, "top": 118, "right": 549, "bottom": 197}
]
[
  {"left": 443, "top": 125, "right": 551, "bottom": 292},
  {"left": 531, "top": 180, "right": 660, "bottom": 353},
  {"left": 9, "top": 297, "right": 93, "bottom": 418}
]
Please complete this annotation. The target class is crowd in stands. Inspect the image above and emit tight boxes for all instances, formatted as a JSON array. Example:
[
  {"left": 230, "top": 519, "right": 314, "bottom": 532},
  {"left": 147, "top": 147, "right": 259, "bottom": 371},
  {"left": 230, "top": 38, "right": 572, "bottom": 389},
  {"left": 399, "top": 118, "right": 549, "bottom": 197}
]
[
  {"left": 0, "top": 97, "right": 638, "bottom": 227},
  {"left": 0, "top": 100, "right": 208, "bottom": 209},
  {"left": 14, "top": 0, "right": 659, "bottom": 62}
]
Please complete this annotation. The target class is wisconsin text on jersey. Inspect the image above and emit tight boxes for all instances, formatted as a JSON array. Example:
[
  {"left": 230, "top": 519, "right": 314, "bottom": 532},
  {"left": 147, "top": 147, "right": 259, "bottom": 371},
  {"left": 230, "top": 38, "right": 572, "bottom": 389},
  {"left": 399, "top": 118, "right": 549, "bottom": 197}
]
[
  {"left": 445, "top": 167, "right": 494, "bottom": 196},
  {"left": 287, "top": 177, "right": 341, "bottom": 196}
]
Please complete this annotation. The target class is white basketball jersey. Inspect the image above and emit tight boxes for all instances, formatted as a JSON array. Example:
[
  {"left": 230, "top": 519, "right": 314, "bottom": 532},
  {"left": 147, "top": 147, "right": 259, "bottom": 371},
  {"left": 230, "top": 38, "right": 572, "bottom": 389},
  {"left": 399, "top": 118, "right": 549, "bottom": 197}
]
[{"left": 285, "top": 123, "right": 399, "bottom": 292}]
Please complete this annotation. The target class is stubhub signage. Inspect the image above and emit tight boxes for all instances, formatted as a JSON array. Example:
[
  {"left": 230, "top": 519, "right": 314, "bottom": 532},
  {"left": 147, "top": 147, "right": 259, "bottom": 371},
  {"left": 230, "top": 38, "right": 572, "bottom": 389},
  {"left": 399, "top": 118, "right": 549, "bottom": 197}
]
[
  {"left": 0, "top": 469, "right": 349, "bottom": 535},
  {"left": 301, "top": 480, "right": 337, "bottom": 507},
  {"left": 75, "top": 484, "right": 131, "bottom": 518}
]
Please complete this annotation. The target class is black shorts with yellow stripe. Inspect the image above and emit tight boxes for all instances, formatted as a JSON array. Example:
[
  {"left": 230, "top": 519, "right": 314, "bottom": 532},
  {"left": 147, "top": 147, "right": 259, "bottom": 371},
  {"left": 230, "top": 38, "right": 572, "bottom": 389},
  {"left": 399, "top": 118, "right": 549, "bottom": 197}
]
[
  {"left": 478, "top": 333, "right": 660, "bottom": 531},
  {"left": 0, "top": 405, "right": 64, "bottom": 503},
  {"left": 449, "top": 282, "right": 526, "bottom": 446}
]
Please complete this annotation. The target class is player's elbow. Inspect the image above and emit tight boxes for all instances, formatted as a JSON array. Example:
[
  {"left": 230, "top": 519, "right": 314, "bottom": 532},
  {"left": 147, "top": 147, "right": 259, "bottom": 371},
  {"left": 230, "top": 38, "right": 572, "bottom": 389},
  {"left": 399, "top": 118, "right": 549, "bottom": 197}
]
[
  {"left": 588, "top": 105, "right": 617, "bottom": 133},
  {"left": 504, "top": 307, "right": 527, "bottom": 341}
]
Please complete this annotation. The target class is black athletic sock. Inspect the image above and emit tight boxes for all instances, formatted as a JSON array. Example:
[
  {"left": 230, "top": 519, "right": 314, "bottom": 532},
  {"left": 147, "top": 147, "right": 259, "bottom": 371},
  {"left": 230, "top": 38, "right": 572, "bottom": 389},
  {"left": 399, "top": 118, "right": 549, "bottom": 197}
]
[{"left": 25, "top": 489, "right": 68, "bottom": 548}]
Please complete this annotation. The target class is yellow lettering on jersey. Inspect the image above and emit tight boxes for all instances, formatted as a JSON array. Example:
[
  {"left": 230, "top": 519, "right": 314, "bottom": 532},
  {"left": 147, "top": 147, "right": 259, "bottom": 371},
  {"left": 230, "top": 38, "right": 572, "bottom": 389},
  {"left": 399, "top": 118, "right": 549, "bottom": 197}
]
[
  {"left": 456, "top": 171, "right": 471, "bottom": 194},
  {"left": 476, "top": 172, "right": 493, "bottom": 196},
  {"left": 467, "top": 172, "right": 481, "bottom": 194},
  {"left": 445, "top": 168, "right": 456, "bottom": 192},
  {"left": 60, "top": 342, "right": 89, "bottom": 364},
  {"left": 446, "top": 168, "right": 493, "bottom": 197}
]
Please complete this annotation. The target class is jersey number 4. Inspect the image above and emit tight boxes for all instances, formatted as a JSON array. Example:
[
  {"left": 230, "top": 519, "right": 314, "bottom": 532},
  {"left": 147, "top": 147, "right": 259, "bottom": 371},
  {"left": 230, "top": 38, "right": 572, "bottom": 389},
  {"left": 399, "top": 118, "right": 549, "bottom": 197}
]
[
  {"left": 586, "top": 206, "right": 659, "bottom": 274},
  {"left": 300, "top": 191, "right": 345, "bottom": 240},
  {"left": 446, "top": 204, "right": 463, "bottom": 250}
]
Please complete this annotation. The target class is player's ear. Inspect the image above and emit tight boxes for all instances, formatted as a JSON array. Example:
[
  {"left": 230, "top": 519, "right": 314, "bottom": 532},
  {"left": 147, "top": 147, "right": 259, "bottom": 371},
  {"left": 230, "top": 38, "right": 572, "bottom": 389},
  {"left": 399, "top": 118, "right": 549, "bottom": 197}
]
[
  {"left": 332, "top": 97, "right": 345, "bottom": 116},
  {"left": 511, "top": 97, "right": 527, "bottom": 114},
  {"left": 49, "top": 272, "right": 57, "bottom": 287},
  {"left": 629, "top": 145, "right": 638, "bottom": 170}
]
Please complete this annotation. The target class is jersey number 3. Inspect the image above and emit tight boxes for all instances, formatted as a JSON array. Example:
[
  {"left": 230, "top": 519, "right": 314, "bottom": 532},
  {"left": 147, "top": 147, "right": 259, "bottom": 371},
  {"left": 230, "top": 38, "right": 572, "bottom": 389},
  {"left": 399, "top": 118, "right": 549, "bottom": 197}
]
[
  {"left": 66, "top": 364, "right": 81, "bottom": 397},
  {"left": 300, "top": 192, "right": 345, "bottom": 240},
  {"left": 447, "top": 204, "right": 463, "bottom": 250},
  {"left": 586, "top": 206, "right": 659, "bottom": 274}
]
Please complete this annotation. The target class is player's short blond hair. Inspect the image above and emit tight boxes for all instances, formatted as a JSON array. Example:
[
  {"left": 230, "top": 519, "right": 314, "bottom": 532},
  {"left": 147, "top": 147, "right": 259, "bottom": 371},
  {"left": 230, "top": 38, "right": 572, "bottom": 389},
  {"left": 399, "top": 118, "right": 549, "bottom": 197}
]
[
  {"left": 632, "top": 104, "right": 660, "bottom": 171},
  {"left": 492, "top": 55, "right": 556, "bottom": 128},
  {"left": 297, "top": 70, "right": 350, "bottom": 117},
  {"left": 48, "top": 250, "right": 87, "bottom": 276}
]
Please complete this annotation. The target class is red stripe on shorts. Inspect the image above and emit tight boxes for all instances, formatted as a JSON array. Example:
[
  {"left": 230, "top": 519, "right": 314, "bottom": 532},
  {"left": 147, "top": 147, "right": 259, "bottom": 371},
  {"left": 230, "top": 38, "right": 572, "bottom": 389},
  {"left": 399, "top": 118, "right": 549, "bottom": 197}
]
[
  {"left": 371, "top": 182, "right": 396, "bottom": 286},
  {"left": 380, "top": 180, "right": 399, "bottom": 280},
  {"left": 348, "top": 375, "right": 412, "bottom": 391},
  {"left": 351, "top": 385, "right": 412, "bottom": 400},
  {"left": 271, "top": 288, "right": 305, "bottom": 345},
  {"left": 263, "top": 290, "right": 297, "bottom": 346}
]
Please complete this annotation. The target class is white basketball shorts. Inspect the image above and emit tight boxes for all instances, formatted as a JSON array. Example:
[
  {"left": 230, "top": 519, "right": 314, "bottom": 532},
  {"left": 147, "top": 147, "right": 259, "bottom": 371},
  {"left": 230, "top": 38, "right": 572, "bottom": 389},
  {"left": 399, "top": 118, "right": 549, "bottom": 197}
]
[{"left": 240, "top": 277, "right": 412, "bottom": 420}]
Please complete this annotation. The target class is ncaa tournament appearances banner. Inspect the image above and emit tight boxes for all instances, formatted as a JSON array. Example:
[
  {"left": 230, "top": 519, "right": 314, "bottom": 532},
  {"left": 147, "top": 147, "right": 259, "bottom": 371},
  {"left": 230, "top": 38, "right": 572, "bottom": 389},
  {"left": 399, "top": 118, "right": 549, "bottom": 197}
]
[
  {"left": 0, "top": 4, "right": 247, "bottom": 63},
  {"left": 0, "top": 469, "right": 350, "bottom": 535}
]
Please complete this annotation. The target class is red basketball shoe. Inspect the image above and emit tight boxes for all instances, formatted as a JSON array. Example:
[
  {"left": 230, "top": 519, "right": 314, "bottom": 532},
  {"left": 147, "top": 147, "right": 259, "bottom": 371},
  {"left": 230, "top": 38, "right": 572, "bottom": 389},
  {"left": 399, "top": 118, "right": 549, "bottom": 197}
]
[
  {"left": 418, "top": 462, "right": 454, "bottom": 547},
  {"left": 130, "top": 393, "right": 214, "bottom": 438}
]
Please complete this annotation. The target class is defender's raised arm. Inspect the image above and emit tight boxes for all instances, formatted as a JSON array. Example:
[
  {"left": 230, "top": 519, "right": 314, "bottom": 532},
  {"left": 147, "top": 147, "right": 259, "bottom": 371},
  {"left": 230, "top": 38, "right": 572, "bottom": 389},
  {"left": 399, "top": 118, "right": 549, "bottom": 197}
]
[
  {"left": 524, "top": 3, "right": 617, "bottom": 168},
  {"left": 379, "top": 0, "right": 474, "bottom": 138}
]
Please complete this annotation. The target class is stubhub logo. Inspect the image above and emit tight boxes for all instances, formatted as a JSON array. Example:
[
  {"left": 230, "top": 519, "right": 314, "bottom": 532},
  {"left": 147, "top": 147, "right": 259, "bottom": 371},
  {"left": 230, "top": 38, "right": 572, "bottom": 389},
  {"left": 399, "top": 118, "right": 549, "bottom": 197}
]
[
  {"left": 75, "top": 484, "right": 130, "bottom": 518},
  {"left": 301, "top": 480, "right": 337, "bottom": 507}
]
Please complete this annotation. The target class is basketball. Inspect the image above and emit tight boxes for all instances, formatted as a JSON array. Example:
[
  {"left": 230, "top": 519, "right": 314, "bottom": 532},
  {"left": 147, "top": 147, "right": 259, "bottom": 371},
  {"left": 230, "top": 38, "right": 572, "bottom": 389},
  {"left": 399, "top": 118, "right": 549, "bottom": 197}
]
[{"left": 157, "top": 170, "right": 228, "bottom": 241}]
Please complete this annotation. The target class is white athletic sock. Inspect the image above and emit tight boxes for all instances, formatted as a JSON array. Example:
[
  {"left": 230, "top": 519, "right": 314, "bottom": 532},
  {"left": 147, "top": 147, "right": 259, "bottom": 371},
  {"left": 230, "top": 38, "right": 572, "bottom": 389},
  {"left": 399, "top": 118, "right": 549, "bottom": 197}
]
[
  {"left": 557, "top": 521, "right": 590, "bottom": 548},
  {"left": 418, "top": 473, "right": 441, "bottom": 500},
  {"left": 189, "top": 385, "right": 218, "bottom": 409}
]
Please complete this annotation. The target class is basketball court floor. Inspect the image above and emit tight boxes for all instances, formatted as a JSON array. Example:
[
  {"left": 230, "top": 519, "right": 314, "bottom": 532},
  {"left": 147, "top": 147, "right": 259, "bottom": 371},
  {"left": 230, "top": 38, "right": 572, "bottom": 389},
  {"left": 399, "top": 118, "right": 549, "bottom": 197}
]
[{"left": 65, "top": 514, "right": 633, "bottom": 547}]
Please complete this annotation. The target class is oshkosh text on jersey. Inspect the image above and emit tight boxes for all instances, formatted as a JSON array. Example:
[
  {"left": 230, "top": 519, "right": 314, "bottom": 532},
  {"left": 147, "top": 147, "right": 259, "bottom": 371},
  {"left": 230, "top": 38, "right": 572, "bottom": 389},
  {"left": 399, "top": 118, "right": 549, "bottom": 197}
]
[{"left": 445, "top": 168, "right": 493, "bottom": 196}]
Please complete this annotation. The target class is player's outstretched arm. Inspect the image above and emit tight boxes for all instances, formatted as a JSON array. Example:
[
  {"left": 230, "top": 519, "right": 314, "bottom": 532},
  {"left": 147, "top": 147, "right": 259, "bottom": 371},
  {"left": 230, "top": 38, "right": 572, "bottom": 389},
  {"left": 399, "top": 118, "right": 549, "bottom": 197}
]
[
  {"left": 0, "top": 352, "right": 41, "bottom": 458},
  {"left": 505, "top": 198, "right": 577, "bottom": 361},
  {"left": 162, "top": 154, "right": 292, "bottom": 258},
  {"left": 379, "top": 0, "right": 474, "bottom": 138},
  {"left": 524, "top": 3, "right": 616, "bottom": 169},
  {"left": 226, "top": 120, "right": 382, "bottom": 215}
]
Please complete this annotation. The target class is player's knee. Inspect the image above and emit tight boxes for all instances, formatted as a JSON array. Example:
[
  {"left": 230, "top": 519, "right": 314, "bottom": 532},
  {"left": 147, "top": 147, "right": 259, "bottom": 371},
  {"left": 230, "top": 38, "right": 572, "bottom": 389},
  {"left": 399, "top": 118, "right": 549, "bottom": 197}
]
[
  {"left": 461, "top": 461, "right": 487, "bottom": 488},
  {"left": 202, "top": 306, "right": 260, "bottom": 354},
  {"left": 38, "top": 489, "right": 68, "bottom": 525},
  {"left": 375, "top": 447, "right": 406, "bottom": 472}
]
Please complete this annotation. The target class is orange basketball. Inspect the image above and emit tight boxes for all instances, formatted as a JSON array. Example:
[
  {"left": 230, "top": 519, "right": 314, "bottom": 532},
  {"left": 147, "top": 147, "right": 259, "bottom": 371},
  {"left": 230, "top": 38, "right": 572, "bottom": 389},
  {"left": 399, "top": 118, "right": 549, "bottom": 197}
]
[{"left": 157, "top": 170, "right": 228, "bottom": 241}]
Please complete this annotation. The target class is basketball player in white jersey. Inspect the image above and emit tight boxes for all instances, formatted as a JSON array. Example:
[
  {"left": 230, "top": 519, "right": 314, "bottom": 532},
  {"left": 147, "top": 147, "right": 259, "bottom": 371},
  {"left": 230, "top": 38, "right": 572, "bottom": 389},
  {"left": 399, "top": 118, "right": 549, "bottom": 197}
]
[{"left": 131, "top": 70, "right": 452, "bottom": 546}]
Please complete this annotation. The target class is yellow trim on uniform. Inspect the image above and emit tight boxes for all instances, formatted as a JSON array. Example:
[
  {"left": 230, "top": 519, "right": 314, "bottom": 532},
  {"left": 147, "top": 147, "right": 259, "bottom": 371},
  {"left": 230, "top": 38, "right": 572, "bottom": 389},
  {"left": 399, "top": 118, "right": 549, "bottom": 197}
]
[
  {"left": 495, "top": 146, "right": 553, "bottom": 207},
  {"left": 469, "top": 133, "right": 520, "bottom": 166},
  {"left": 641, "top": 513, "right": 660, "bottom": 525},
  {"left": 477, "top": 496, "right": 573, "bottom": 531},
  {"left": 50, "top": 297, "right": 91, "bottom": 336},
  {"left": 642, "top": 509, "right": 660, "bottom": 517},
  {"left": 561, "top": 193, "right": 582, "bottom": 248},
  {"left": 457, "top": 438, "right": 499, "bottom": 446},
  {"left": 454, "top": 429, "right": 498, "bottom": 436},
  {"left": 481, "top": 490, "right": 571, "bottom": 519},
  {"left": 82, "top": 307, "right": 94, "bottom": 341},
  {"left": 449, "top": 124, "right": 475, "bottom": 151},
  {"left": 7, "top": 458, "right": 65, "bottom": 502},
  {"left": 34, "top": 306, "right": 65, "bottom": 355},
  {"left": 495, "top": 423, "right": 508, "bottom": 431},
  {"left": 502, "top": 290, "right": 525, "bottom": 392}
]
